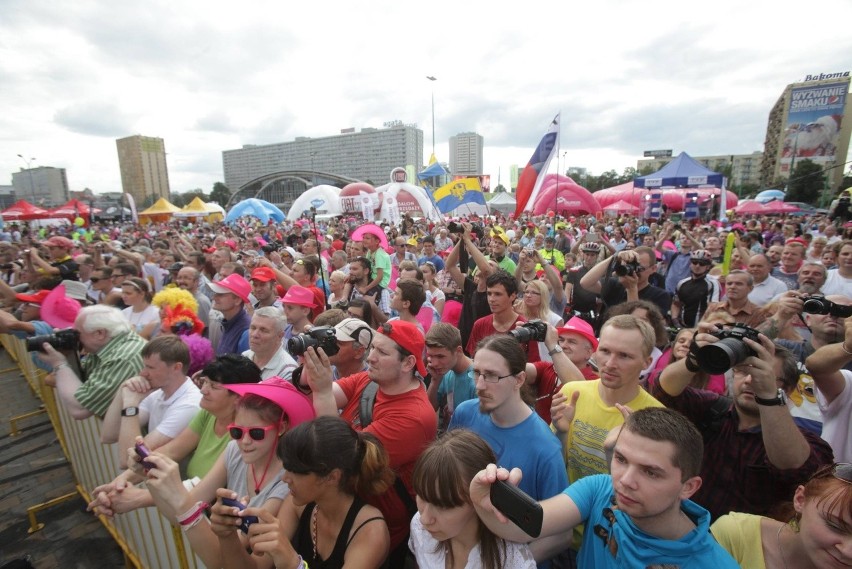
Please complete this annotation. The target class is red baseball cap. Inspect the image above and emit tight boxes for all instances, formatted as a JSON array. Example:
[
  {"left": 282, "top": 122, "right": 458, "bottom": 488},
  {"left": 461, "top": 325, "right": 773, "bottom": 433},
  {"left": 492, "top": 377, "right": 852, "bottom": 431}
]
[
  {"left": 15, "top": 289, "right": 51, "bottom": 304},
  {"left": 378, "top": 320, "right": 427, "bottom": 377},
  {"left": 556, "top": 316, "right": 598, "bottom": 351},
  {"left": 785, "top": 237, "right": 807, "bottom": 247},
  {"left": 250, "top": 267, "right": 277, "bottom": 282}
]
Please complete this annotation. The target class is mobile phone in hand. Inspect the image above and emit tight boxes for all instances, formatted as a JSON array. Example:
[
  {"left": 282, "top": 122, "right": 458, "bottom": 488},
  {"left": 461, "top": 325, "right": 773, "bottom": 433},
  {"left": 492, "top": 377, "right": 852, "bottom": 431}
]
[
  {"left": 490, "top": 479, "right": 543, "bottom": 538},
  {"left": 134, "top": 442, "right": 155, "bottom": 471},
  {"left": 221, "top": 497, "right": 259, "bottom": 533}
]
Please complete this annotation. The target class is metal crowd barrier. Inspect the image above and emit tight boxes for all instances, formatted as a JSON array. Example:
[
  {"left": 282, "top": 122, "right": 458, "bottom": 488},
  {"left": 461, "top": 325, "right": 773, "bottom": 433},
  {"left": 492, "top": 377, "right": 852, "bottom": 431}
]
[{"left": 2, "top": 334, "right": 206, "bottom": 569}]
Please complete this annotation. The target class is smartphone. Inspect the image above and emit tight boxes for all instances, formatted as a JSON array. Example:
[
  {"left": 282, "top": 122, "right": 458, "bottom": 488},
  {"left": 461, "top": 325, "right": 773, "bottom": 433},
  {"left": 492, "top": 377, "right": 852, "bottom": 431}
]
[
  {"left": 134, "top": 442, "right": 155, "bottom": 471},
  {"left": 490, "top": 480, "right": 543, "bottom": 538},
  {"left": 221, "top": 497, "right": 258, "bottom": 533}
]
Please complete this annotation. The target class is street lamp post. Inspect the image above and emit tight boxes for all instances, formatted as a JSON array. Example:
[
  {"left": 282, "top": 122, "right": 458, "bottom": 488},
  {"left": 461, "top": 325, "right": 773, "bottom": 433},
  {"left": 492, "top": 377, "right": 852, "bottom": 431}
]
[
  {"left": 16, "top": 154, "right": 37, "bottom": 202},
  {"left": 426, "top": 76, "right": 437, "bottom": 156}
]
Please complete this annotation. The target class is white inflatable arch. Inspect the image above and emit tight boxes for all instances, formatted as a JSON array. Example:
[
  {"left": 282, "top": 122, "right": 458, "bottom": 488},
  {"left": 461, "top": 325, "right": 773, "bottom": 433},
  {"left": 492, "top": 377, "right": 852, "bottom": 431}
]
[{"left": 286, "top": 185, "right": 342, "bottom": 220}]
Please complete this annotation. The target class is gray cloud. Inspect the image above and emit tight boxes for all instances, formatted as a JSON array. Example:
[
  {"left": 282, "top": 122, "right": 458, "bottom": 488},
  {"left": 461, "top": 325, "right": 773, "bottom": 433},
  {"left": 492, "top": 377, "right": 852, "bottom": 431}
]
[{"left": 54, "top": 101, "right": 136, "bottom": 136}]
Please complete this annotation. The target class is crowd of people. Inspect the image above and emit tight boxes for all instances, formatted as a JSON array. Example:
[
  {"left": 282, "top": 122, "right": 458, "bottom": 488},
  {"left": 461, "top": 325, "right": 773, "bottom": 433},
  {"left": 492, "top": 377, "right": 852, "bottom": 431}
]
[{"left": 1, "top": 208, "right": 851, "bottom": 569}]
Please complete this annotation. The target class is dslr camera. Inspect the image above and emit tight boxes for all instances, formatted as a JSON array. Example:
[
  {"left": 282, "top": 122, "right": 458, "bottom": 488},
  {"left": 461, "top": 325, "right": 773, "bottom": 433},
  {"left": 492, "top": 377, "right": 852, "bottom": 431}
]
[
  {"left": 447, "top": 222, "right": 463, "bottom": 234},
  {"left": 694, "top": 323, "right": 760, "bottom": 374},
  {"left": 801, "top": 295, "right": 852, "bottom": 319},
  {"left": 287, "top": 326, "right": 340, "bottom": 357},
  {"left": 614, "top": 258, "right": 642, "bottom": 277},
  {"left": 509, "top": 320, "right": 548, "bottom": 343},
  {"left": 26, "top": 329, "right": 81, "bottom": 353}
]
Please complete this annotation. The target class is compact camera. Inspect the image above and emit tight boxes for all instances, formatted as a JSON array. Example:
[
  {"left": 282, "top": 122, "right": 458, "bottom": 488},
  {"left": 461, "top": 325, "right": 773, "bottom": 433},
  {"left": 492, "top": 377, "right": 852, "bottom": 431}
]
[
  {"left": 220, "top": 498, "right": 258, "bottom": 534},
  {"left": 801, "top": 295, "right": 852, "bottom": 318},
  {"left": 509, "top": 320, "right": 548, "bottom": 343},
  {"left": 287, "top": 326, "right": 340, "bottom": 357},
  {"left": 694, "top": 323, "right": 761, "bottom": 374},
  {"left": 26, "top": 329, "right": 81, "bottom": 353}
]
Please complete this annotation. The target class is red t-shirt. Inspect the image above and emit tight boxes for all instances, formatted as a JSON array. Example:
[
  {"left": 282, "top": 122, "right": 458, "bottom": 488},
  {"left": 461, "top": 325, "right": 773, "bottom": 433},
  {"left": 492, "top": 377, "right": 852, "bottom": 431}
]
[
  {"left": 307, "top": 285, "right": 326, "bottom": 319},
  {"left": 337, "top": 372, "right": 437, "bottom": 550},
  {"left": 466, "top": 314, "right": 540, "bottom": 363}
]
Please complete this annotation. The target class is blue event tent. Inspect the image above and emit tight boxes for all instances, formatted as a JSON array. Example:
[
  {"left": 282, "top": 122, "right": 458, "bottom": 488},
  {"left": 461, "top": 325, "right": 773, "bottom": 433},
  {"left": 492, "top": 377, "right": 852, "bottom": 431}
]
[
  {"left": 634, "top": 152, "right": 725, "bottom": 189},
  {"left": 225, "top": 198, "right": 285, "bottom": 224}
]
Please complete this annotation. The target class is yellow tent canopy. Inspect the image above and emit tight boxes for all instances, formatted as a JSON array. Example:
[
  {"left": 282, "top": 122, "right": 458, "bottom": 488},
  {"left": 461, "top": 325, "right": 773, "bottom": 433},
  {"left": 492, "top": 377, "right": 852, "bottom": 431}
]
[
  {"left": 175, "top": 197, "right": 225, "bottom": 222},
  {"left": 138, "top": 198, "right": 181, "bottom": 223}
]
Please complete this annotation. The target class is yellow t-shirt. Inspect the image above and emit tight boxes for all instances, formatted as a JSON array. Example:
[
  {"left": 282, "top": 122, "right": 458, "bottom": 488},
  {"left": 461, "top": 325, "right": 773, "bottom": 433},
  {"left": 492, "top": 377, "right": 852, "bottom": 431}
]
[
  {"left": 710, "top": 512, "right": 767, "bottom": 569},
  {"left": 554, "top": 379, "right": 664, "bottom": 484}
]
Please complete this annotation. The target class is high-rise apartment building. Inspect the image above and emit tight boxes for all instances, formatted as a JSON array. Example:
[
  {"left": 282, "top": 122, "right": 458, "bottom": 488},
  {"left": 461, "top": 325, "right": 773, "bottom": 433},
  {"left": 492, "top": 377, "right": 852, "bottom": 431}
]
[
  {"left": 449, "top": 132, "right": 483, "bottom": 177},
  {"left": 222, "top": 124, "right": 423, "bottom": 190},
  {"left": 637, "top": 152, "right": 764, "bottom": 190},
  {"left": 116, "top": 135, "right": 171, "bottom": 206},
  {"left": 11, "top": 166, "right": 69, "bottom": 205},
  {"left": 760, "top": 74, "right": 851, "bottom": 192}
]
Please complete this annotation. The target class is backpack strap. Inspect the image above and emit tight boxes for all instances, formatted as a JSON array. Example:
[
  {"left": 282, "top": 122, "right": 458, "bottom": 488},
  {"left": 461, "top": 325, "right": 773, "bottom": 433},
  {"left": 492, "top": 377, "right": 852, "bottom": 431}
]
[{"left": 359, "top": 381, "right": 380, "bottom": 428}]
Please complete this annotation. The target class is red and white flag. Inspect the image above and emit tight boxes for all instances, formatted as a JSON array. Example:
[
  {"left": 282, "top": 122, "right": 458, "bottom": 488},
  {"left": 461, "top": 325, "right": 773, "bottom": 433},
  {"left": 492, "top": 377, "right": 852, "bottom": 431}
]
[{"left": 514, "top": 114, "right": 559, "bottom": 218}]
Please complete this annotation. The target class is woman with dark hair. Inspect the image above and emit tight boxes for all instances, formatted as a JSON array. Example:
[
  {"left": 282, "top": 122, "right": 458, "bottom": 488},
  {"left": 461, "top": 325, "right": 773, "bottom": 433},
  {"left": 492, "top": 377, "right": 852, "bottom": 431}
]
[
  {"left": 711, "top": 463, "right": 852, "bottom": 569},
  {"left": 144, "top": 377, "right": 316, "bottom": 569},
  {"left": 120, "top": 276, "right": 159, "bottom": 339},
  {"left": 410, "top": 429, "right": 536, "bottom": 569},
  {"left": 213, "top": 416, "right": 394, "bottom": 569},
  {"left": 346, "top": 298, "right": 377, "bottom": 330}
]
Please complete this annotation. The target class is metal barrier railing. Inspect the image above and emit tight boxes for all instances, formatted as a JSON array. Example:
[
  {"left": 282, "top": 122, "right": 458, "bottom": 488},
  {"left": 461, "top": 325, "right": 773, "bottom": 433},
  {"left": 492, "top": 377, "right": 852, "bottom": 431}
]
[{"left": 4, "top": 334, "right": 206, "bottom": 569}]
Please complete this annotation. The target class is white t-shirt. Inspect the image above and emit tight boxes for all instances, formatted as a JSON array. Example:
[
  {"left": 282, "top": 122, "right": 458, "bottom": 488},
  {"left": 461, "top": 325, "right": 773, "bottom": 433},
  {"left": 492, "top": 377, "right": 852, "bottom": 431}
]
[
  {"left": 821, "top": 269, "right": 852, "bottom": 298},
  {"left": 139, "top": 379, "right": 202, "bottom": 438},
  {"left": 816, "top": 369, "right": 852, "bottom": 462},
  {"left": 122, "top": 304, "right": 160, "bottom": 334}
]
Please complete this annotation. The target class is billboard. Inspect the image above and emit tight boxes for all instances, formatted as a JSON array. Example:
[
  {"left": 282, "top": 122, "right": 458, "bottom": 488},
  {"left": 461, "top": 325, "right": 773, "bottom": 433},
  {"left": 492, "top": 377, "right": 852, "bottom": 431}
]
[{"left": 780, "top": 81, "right": 847, "bottom": 172}]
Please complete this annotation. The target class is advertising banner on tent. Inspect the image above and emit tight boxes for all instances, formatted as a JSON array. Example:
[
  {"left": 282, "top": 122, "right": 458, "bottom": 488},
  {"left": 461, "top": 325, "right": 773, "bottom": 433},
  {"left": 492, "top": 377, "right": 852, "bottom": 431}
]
[
  {"left": 645, "top": 192, "right": 662, "bottom": 219},
  {"left": 125, "top": 193, "right": 138, "bottom": 223},
  {"left": 360, "top": 192, "right": 374, "bottom": 222},
  {"left": 684, "top": 192, "right": 699, "bottom": 219},
  {"left": 780, "top": 80, "right": 847, "bottom": 172}
]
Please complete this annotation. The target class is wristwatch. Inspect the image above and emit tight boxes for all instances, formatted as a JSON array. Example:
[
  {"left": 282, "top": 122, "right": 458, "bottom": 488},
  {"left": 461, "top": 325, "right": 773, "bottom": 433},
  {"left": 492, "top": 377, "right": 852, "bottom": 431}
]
[
  {"left": 548, "top": 345, "right": 564, "bottom": 357},
  {"left": 754, "top": 389, "right": 786, "bottom": 407},
  {"left": 121, "top": 407, "right": 140, "bottom": 417}
]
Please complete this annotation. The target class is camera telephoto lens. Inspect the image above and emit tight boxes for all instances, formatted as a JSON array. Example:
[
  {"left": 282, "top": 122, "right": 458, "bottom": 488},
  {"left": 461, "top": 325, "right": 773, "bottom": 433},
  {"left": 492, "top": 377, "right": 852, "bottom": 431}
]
[{"left": 695, "top": 338, "right": 753, "bottom": 375}]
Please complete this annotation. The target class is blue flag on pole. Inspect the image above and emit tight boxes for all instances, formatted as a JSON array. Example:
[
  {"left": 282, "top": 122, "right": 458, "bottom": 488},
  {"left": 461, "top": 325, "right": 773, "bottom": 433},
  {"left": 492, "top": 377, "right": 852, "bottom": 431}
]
[{"left": 431, "top": 178, "right": 486, "bottom": 214}]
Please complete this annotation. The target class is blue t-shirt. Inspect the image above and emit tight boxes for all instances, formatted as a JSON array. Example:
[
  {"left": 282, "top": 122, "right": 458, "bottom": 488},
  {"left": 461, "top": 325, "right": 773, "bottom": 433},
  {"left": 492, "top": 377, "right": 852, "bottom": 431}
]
[
  {"left": 448, "top": 399, "right": 567, "bottom": 501},
  {"left": 417, "top": 254, "right": 445, "bottom": 271},
  {"left": 436, "top": 366, "right": 477, "bottom": 430},
  {"left": 565, "top": 474, "right": 739, "bottom": 569}
]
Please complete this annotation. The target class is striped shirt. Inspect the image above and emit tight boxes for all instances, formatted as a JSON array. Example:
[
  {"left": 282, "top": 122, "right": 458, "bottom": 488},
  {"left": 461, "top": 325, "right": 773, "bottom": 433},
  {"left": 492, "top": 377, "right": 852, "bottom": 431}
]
[{"left": 75, "top": 331, "right": 146, "bottom": 417}]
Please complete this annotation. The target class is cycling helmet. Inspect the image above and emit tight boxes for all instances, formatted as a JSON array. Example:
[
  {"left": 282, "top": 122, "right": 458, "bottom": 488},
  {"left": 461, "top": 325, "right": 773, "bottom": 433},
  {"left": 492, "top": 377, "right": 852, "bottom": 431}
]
[
  {"left": 580, "top": 242, "right": 601, "bottom": 253},
  {"left": 637, "top": 225, "right": 651, "bottom": 235},
  {"left": 690, "top": 249, "right": 713, "bottom": 263}
]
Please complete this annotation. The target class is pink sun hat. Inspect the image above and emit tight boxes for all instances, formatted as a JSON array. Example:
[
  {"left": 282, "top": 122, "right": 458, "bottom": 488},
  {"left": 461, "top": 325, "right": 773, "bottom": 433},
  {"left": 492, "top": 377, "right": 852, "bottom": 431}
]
[
  {"left": 41, "top": 284, "right": 81, "bottom": 329},
  {"left": 351, "top": 223, "right": 388, "bottom": 250}
]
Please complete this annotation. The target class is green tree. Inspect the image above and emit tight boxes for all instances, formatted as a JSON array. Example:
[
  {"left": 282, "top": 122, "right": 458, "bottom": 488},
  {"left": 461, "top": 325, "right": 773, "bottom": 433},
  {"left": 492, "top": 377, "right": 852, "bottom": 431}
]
[
  {"left": 183, "top": 189, "right": 208, "bottom": 204},
  {"left": 786, "top": 159, "right": 824, "bottom": 203},
  {"left": 620, "top": 167, "right": 637, "bottom": 184},
  {"left": 169, "top": 193, "right": 186, "bottom": 207},
  {"left": 638, "top": 164, "right": 657, "bottom": 176},
  {"left": 210, "top": 182, "right": 231, "bottom": 205},
  {"left": 493, "top": 183, "right": 507, "bottom": 193}
]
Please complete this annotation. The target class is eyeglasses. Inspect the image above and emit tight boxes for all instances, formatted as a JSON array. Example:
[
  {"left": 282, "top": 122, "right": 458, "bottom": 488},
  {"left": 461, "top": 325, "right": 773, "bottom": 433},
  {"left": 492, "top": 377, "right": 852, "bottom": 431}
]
[
  {"left": 690, "top": 260, "right": 711, "bottom": 266},
  {"left": 227, "top": 423, "right": 276, "bottom": 441},
  {"left": 732, "top": 366, "right": 785, "bottom": 385},
  {"left": 90, "top": 277, "right": 101, "bottom": 283},
  {"left": 112, "top": 274, "right": 125, "bottom": 279},
  {"left": 809, "top": 462, "right": 852, "bottom": 484},
  {"left": 473, "top": 369, "right": 516, "bottom": 383}
]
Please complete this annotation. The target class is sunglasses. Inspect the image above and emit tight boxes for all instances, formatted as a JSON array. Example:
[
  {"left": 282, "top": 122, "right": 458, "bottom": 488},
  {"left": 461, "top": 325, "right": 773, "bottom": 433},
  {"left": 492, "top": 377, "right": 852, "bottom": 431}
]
[
  {"left": 90, "top": 277, "right": 102, "bottom": 283},
  {"left": 690, "top": 260, "right": 711, "bottom": 266},
  {"left": 227, "top": 423, "right": 276, "bottom": 441}
]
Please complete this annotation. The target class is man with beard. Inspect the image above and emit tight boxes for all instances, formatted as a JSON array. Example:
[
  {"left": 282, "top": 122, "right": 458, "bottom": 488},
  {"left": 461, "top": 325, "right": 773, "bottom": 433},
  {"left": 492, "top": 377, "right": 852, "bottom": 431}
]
[
  {"left": 346, "top": 256, "right": 390, "bottom": 316},
  {"left": 465, "top": 271, "right": 540, "bottom": 363},
  {"left": 448, "top": 334, "right": 567, "bottom": 509},
  {"left": 653, "top": 325, "right": 833, "bottom": 520},
  {"left": 303, "top": 320, "right": 436, "bottom": 566},
  {"left": 247, "top": 267, "right": 282, "bottom": 312},
  {"left": 564, "top": 242, "right": 603, "bottom": 329},
  {"left": 747, "top": 254, "right": 788, "bottom": 307},
  {"left": 766, "top": 294, "right": 852, "bottom": 433},
  {"left": 672, "top": 250, "right": 720, "bottom": 327},
  {"left": 765, "top": 244, "right": 785, "bottom": 268},
  {"left": 771, "top": 240, "right": 806, "bottom": 290}
]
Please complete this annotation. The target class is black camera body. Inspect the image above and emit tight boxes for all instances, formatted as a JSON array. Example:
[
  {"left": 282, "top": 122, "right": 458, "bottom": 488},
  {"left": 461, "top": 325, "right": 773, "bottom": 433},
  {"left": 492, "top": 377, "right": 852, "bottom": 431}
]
[
  {"left": 26, "top": 329, "right": 81, "bottom": 353},
  {"left": 801, "top": 295, "right": 852, "bottom": 318},
  {"left": 509, "top": 320, "right": 548, "bottom": 343},
  {"left": 695, "top": 324, "right": 760, "bottom": 374},
  {"left": 287, "top": 326, "right": 340, "bottom": 357},
  {"left": 614, "top": 259, "right": 642, "bottom": 277},
  {"left": 447, "top": 222, "right": 463, "bottom": 234}
]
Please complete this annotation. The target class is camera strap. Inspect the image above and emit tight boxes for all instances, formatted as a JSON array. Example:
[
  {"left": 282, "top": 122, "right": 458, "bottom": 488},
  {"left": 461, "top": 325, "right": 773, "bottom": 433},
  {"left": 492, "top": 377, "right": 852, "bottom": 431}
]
[{"left": 684, "top": 339, "right": 702, "bottom": 373}]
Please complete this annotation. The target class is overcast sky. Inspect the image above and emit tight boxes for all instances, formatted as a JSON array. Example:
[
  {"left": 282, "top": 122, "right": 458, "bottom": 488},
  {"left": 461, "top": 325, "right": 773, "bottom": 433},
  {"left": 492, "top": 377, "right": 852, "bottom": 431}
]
[{"left": 2, "top": 0, "right": 851, "bottom": 195}]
